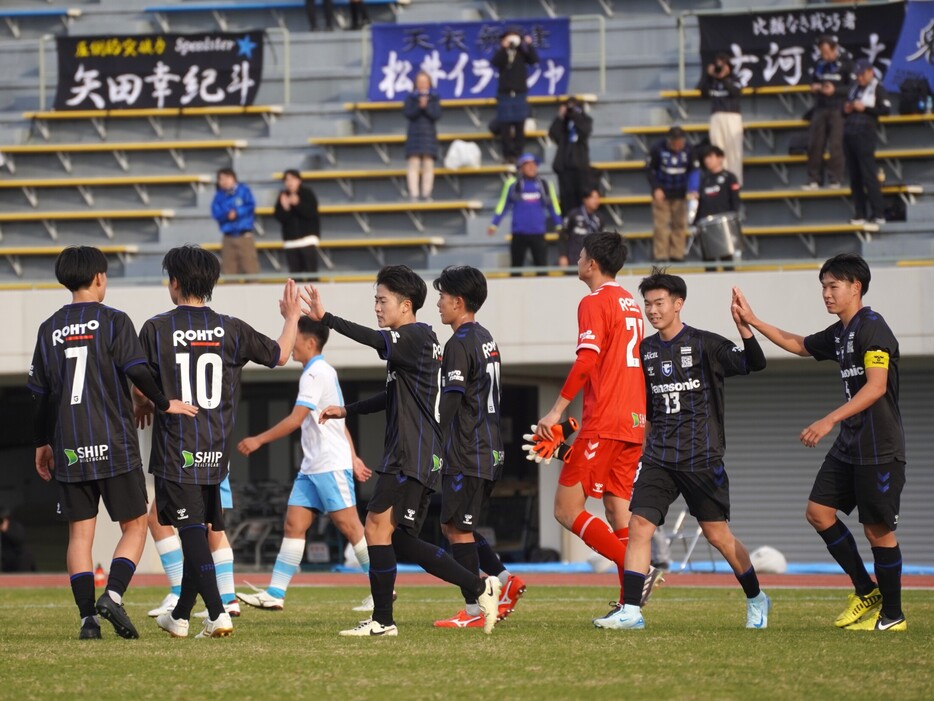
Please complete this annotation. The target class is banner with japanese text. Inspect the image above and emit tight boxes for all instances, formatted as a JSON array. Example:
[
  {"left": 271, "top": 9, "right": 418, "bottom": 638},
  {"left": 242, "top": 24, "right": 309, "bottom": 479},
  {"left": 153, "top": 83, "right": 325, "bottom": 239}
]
[
  {"left": 884, "top": 0, "right": 934, "bottom": 92},
  {"left": 54, "top": 32, "right": 264, "bottom": 110},
  {"left": 697, "top": 3, "right": 905, "bottom": 88},
  {"left": 367, "top": 18, "right": 570, "bottom": 101}
]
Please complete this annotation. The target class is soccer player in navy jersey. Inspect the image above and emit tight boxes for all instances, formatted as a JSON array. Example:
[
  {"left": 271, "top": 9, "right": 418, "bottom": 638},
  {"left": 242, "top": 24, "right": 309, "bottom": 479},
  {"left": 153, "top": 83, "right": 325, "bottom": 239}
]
[
  {"left": 606, "top": 267, "right": 770, "bottom": 630},
  {"left": 139, "top": 245, "right": 302, "bottom": 639},
  {"left": 733, "top": 253, "right": 907, "bottom": 631},
  {"left": 431, "top": 266, "right": 525, "bottom": 629},
  {"left": 28, "top": 246, "right": 198, "bottom": 640},
  {"left": 304, "top": 265, "right": 501, "bottom": 637}
]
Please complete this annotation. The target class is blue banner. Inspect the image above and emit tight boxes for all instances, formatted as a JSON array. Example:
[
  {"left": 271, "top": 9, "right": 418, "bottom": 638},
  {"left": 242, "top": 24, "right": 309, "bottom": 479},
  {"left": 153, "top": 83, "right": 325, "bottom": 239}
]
[
  {"left": 884, "top": 0, "right": 934, "bottom": 92},
  {"left": 367, "top": 18, "right": 571, "bottom": 101}
]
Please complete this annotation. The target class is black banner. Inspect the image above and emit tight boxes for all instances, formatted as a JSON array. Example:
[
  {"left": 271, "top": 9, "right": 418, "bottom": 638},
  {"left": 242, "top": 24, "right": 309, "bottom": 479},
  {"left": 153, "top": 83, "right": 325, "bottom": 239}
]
[
  {"left": 54, "top": 32, "right": 264, "bottom": 110},
  {"left": 698, "top": 4, "right": 906, "bottom": 88}
]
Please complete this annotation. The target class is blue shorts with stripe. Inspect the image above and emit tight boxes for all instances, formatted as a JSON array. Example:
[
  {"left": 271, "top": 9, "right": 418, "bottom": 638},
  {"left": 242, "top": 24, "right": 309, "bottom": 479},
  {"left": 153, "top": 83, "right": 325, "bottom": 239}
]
[
  {"left": 288, "top": 470, "right": 356, "bottom": 513},
  {"left": 220, "top": 475, "right": 233, "bottom": 510}
]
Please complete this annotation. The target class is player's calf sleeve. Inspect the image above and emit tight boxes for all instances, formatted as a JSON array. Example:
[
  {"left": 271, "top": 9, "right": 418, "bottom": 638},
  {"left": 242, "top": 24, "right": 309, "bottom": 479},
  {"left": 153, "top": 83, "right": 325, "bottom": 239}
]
[
  {"left": 872, "top": 545, "right": 903, "bottom": 619},
  {"left": 475, "top": 533, "right": 507, "bottom": 579},
  {"left": 70, "top": 571, "right": 96, "bottom": 619},
  {"left": 571, "top": 511, "right": 627, "bottom": 565},
  {"left": 368, "top": 544, "right": 397, "bottom": 626},
  {"left": 352, "top": 538, "right": 370, "bottom": 574},
  {"left": 622, "top": 571, "right": 646, "bottom": 607},
  {"left": 105, "top": 557, "right": 136, "bottom": 602},
  {"left": 615, "top": 528, "right": 629, "bottom": 601},
  {"left": 178, "top": 524, "right": 224, "bottom": 620},
  {"left": 392, "top": 529, "right": 482, "bottom": 597},
  {"left": 155, "top": 535, "right": 183, "bottom": 596},
  {"left": 818, "top": 520, "right": 875, "bottom": 596},
  {"left": 212, "top": 547, "right": 236, "bottom": 605},
  {"left": 268, "top": 538, "right": 305, "bottom": 599},
  {"left": 735, "top": 566, "right": 761, "bottom": 599},
  {"left": 451, "top": 542, "right": 480, "bottom": 604}
]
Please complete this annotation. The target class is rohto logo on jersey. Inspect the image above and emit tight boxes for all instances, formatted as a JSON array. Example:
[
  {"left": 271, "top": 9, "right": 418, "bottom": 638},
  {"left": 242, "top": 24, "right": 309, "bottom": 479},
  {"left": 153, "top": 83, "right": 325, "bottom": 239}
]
[
  {"left": 63, "top": 444, "right": 110, "bottom": 466},
  {"left": 181, "top": 449, "right": 223, "bottom": 469}
]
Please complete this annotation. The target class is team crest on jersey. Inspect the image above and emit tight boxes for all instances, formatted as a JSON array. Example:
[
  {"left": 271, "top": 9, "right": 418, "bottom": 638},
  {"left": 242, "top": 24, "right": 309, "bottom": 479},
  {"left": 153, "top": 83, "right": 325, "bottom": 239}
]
[{"left": 661, "top": 360, "right": 673, "bottom": 377}]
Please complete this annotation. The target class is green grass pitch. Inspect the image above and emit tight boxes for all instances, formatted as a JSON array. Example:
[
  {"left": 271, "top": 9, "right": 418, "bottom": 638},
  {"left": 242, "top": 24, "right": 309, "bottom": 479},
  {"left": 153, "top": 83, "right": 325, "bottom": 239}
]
[{"left": 2, "top": 585, "right": 932, "bottom": 700}]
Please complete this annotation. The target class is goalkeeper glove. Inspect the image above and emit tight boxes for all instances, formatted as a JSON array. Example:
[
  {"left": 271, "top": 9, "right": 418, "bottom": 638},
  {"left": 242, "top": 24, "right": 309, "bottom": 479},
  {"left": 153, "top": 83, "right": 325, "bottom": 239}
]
[{"left": 522, "top": 417, "right": 580, "bottom": 464}]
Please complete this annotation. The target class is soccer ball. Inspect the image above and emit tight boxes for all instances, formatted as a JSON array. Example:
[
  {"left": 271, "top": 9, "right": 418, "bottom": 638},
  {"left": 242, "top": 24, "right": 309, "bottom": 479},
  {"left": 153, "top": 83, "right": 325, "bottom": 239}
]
[{"left": 750, "top": 546, "right": 787, "bottom": 574}]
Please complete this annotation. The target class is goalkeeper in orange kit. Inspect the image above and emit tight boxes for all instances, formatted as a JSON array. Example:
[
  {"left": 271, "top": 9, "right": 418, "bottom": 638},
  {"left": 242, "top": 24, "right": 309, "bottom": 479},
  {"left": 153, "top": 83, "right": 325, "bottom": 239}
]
[{"left": 526, "top": 232, "right": 660, "bottom": 624}]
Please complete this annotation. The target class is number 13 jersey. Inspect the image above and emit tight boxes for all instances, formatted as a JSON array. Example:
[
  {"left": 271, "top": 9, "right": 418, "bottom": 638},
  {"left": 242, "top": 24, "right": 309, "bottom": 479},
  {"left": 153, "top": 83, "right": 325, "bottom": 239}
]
[
  {"left": 575, "top": 282, "right": 646, "bottom": 443},
  {"left": 640, "top": 325, "right": 753, "bottom": 472},
  {"left": 140, "top": 306, "right": 280, "bottom": 485}
]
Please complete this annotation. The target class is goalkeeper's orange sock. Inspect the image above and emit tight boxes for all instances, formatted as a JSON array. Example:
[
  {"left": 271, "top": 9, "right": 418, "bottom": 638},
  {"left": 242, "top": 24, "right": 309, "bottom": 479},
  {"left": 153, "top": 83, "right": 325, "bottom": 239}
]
[
  {"left": 571, "top": 512, "right": 627, "bottom": 566},
  {"left": 615, "top": 528, "right": 629, "bottom": 602}
]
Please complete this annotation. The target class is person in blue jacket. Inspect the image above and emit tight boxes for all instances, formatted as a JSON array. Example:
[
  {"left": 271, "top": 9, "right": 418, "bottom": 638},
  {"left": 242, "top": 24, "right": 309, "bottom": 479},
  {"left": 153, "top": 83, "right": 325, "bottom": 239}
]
[
  {"left": 404, "top": 72, "right": 442, "bottom": 201},
  {"left": 211, "top": 168, "right": 259, "bottom": 275},
  {"left": 488, "top": 154, "right": 562, "bottom": 270}
]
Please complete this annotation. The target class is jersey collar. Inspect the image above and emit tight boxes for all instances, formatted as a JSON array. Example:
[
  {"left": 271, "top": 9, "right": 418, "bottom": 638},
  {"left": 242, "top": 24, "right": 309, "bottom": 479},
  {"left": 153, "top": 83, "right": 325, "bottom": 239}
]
[{"left": 303, "top": 354, "right": 324, "bottom": 372}]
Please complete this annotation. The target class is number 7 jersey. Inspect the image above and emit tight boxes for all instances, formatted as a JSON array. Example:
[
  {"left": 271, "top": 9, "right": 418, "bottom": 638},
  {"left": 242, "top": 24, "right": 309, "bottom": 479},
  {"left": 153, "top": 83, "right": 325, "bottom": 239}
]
[
  {"left": 575, "top": 282, "right": 646, "bottom": 442},
  {"left": 139, "top": 305, "right": 280, "bottom": 485}
]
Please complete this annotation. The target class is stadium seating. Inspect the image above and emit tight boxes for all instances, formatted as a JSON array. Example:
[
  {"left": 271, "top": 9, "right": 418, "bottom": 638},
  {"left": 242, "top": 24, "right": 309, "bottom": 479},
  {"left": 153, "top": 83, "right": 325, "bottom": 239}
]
[
  {"left": 255, "top": 200, "right": 483, "bottom": 234},
  {"left": 0, "top": 209, "right": 174, "bottom": 240},
  {"left": 0, "top": 174, "right": 212, "bottom": 207},
  {"left": 22, "top": 107, "right": 280, "bottom": 139},
  {"left": 0, "top": 8, "right": 81, "bottom": 39},
  {"left": 0, "top": 244, "right": 137, "bottom": 278},
  {"left": 0, "top": 140, "right": 246, "bottom": 174}
]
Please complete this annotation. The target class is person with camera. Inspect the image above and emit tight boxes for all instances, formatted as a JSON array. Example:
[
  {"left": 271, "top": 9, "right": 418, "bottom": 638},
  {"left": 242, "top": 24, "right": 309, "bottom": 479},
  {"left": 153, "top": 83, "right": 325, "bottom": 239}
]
[
  {"left": 491, "top": 29, "right": 539, "bottom": 164},
  {"left": 700, "top": 53, "right": 744, "bottom": 185},
  {"left": 805, "top": 35, "right": 853, "bottom": 190},
  {"left": 549, "top": 96, "right": 594, "bottom": 215},
  {"left": 843, "top": 59, "right": 891, "bottom": 225}
]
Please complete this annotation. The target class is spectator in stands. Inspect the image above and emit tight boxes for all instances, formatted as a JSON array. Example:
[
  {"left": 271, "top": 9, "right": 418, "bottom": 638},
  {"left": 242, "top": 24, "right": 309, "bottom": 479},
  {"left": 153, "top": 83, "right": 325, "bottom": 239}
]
[
  {"left": 700, "top": 53, "right": 744, "bottom": 185},
  {"left": 349, "top": 0, "right": 369, "bottom": 29},
  {"left": 404, "top": 71, "right": 442, "bottom": 202},
  {"left": 647, "top": 127, "right": 695, "bottom": 263},
  {"left": 488, "top": 153, "right": 562, "bottom": 270},
  {"left": 274, "top": 169, "right": 321, "bottom": 274},
  {"left": 1, "top": 507, "right": 36, "bottom": 573},
  {"left": 558, "top": 186, "right": 603, "bottom": 267},
  {"left": 491, "top": 29, "right": 539, "bottom": 164},
  {"left": 549, "top": 96, "right": 594, "bottom": 215},
  {"left": 305, "top": 0, "right": 334, "bottom": 31},
  {"left": 692, "top": 146, "right": 742, "bottom": 263},
  {"left": 211, "top": 168, "right": 259, "bottom": 276},
  {"left": 844, "top": 59, "right": 892, "bottom": 225},
  {"left": 804, "top": 35, "right": 853, "bottom": 190}
]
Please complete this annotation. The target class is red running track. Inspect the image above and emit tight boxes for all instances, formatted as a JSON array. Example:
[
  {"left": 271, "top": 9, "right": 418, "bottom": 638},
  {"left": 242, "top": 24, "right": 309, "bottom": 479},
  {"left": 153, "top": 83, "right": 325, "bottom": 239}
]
[{"left": 2, "top": 572, "right": 933, "bottom": 589}]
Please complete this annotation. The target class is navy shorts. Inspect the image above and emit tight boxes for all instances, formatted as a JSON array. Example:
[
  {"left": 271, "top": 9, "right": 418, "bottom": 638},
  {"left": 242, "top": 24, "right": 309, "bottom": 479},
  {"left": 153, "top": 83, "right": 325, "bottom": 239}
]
[{"left": 809, "top": 455, "right": 905, "bottom": 531}]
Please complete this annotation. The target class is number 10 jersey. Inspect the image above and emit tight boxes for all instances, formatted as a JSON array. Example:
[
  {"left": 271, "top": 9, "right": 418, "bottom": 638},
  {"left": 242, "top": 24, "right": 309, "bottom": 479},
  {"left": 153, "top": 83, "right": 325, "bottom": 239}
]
[{"left": 140, "top": 305, "right": 280, "bottom": 485}]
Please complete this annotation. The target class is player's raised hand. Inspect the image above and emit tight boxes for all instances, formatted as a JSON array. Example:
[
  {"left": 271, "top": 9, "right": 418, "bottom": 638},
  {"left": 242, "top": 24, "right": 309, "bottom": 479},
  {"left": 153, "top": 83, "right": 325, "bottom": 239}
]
[
  {"left": 166, "top": 399, "right": 199, "bottom": 418},
  {"left": 300, "top": 283, "right": 326, "bottom": 321},
  {"left": 318, "top": 405, "right": 347, "bottom": 424},
  {"left": 279, "top": 279, "right": 302, "bottom": 321},
  {"left": 237, "top": 436, "right": 262, "bottom": 456},
  {"left": 731, "top": 287, "right": 756, "bottom": 326},
  {"left": 352, "top": 455, "right": 372, "bottom": 482},
  {"left": 35, "top": 445, "right": 53, "bottom": 482}
]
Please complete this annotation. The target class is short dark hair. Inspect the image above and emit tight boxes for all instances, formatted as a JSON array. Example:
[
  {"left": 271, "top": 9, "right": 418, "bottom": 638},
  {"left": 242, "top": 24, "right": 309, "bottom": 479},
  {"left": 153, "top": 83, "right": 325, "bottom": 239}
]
[
  {"left": 55, "top": 246, "right": 108, "bottom": 292},
  {"left": 819, "top": 253, "right": 871, "bottom": 295},
  {"left": 162, "top": 245, "right": 220, "bottom": 302},
  {"left": 583, "top": 186, "right": 601, "bottom": 199},
  {"left": 297, "top": 316, "right": 329, "bottom": 349},
  {"left": 283, "top": 169, "right": 301, "bottom": 181},
  {"left": 638, "top": 266, "right": 688, "bottom": 301},
  {"left": 582, "top": 232, "right": 628, "bottom": 277},
  {"left": 668, "top": 126, "right": 686, "bottom": 140},
  {"left": 376, "top": 265, "right": 427, "bottom": 312},
  {"left": 705, "top": 145, "right": 725, "bottom": 158},
  {"left": 216, "top": 167, "right": 237, "bottom": 180},
  {"left": 817, "top": 34, "right": 837, "bottom": 48},
  {"left": 714, "top": 52, "right": 731, "bottom": 64},
  {"left": 433, "top": 265, "right": 488, "bottom": 313}
]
